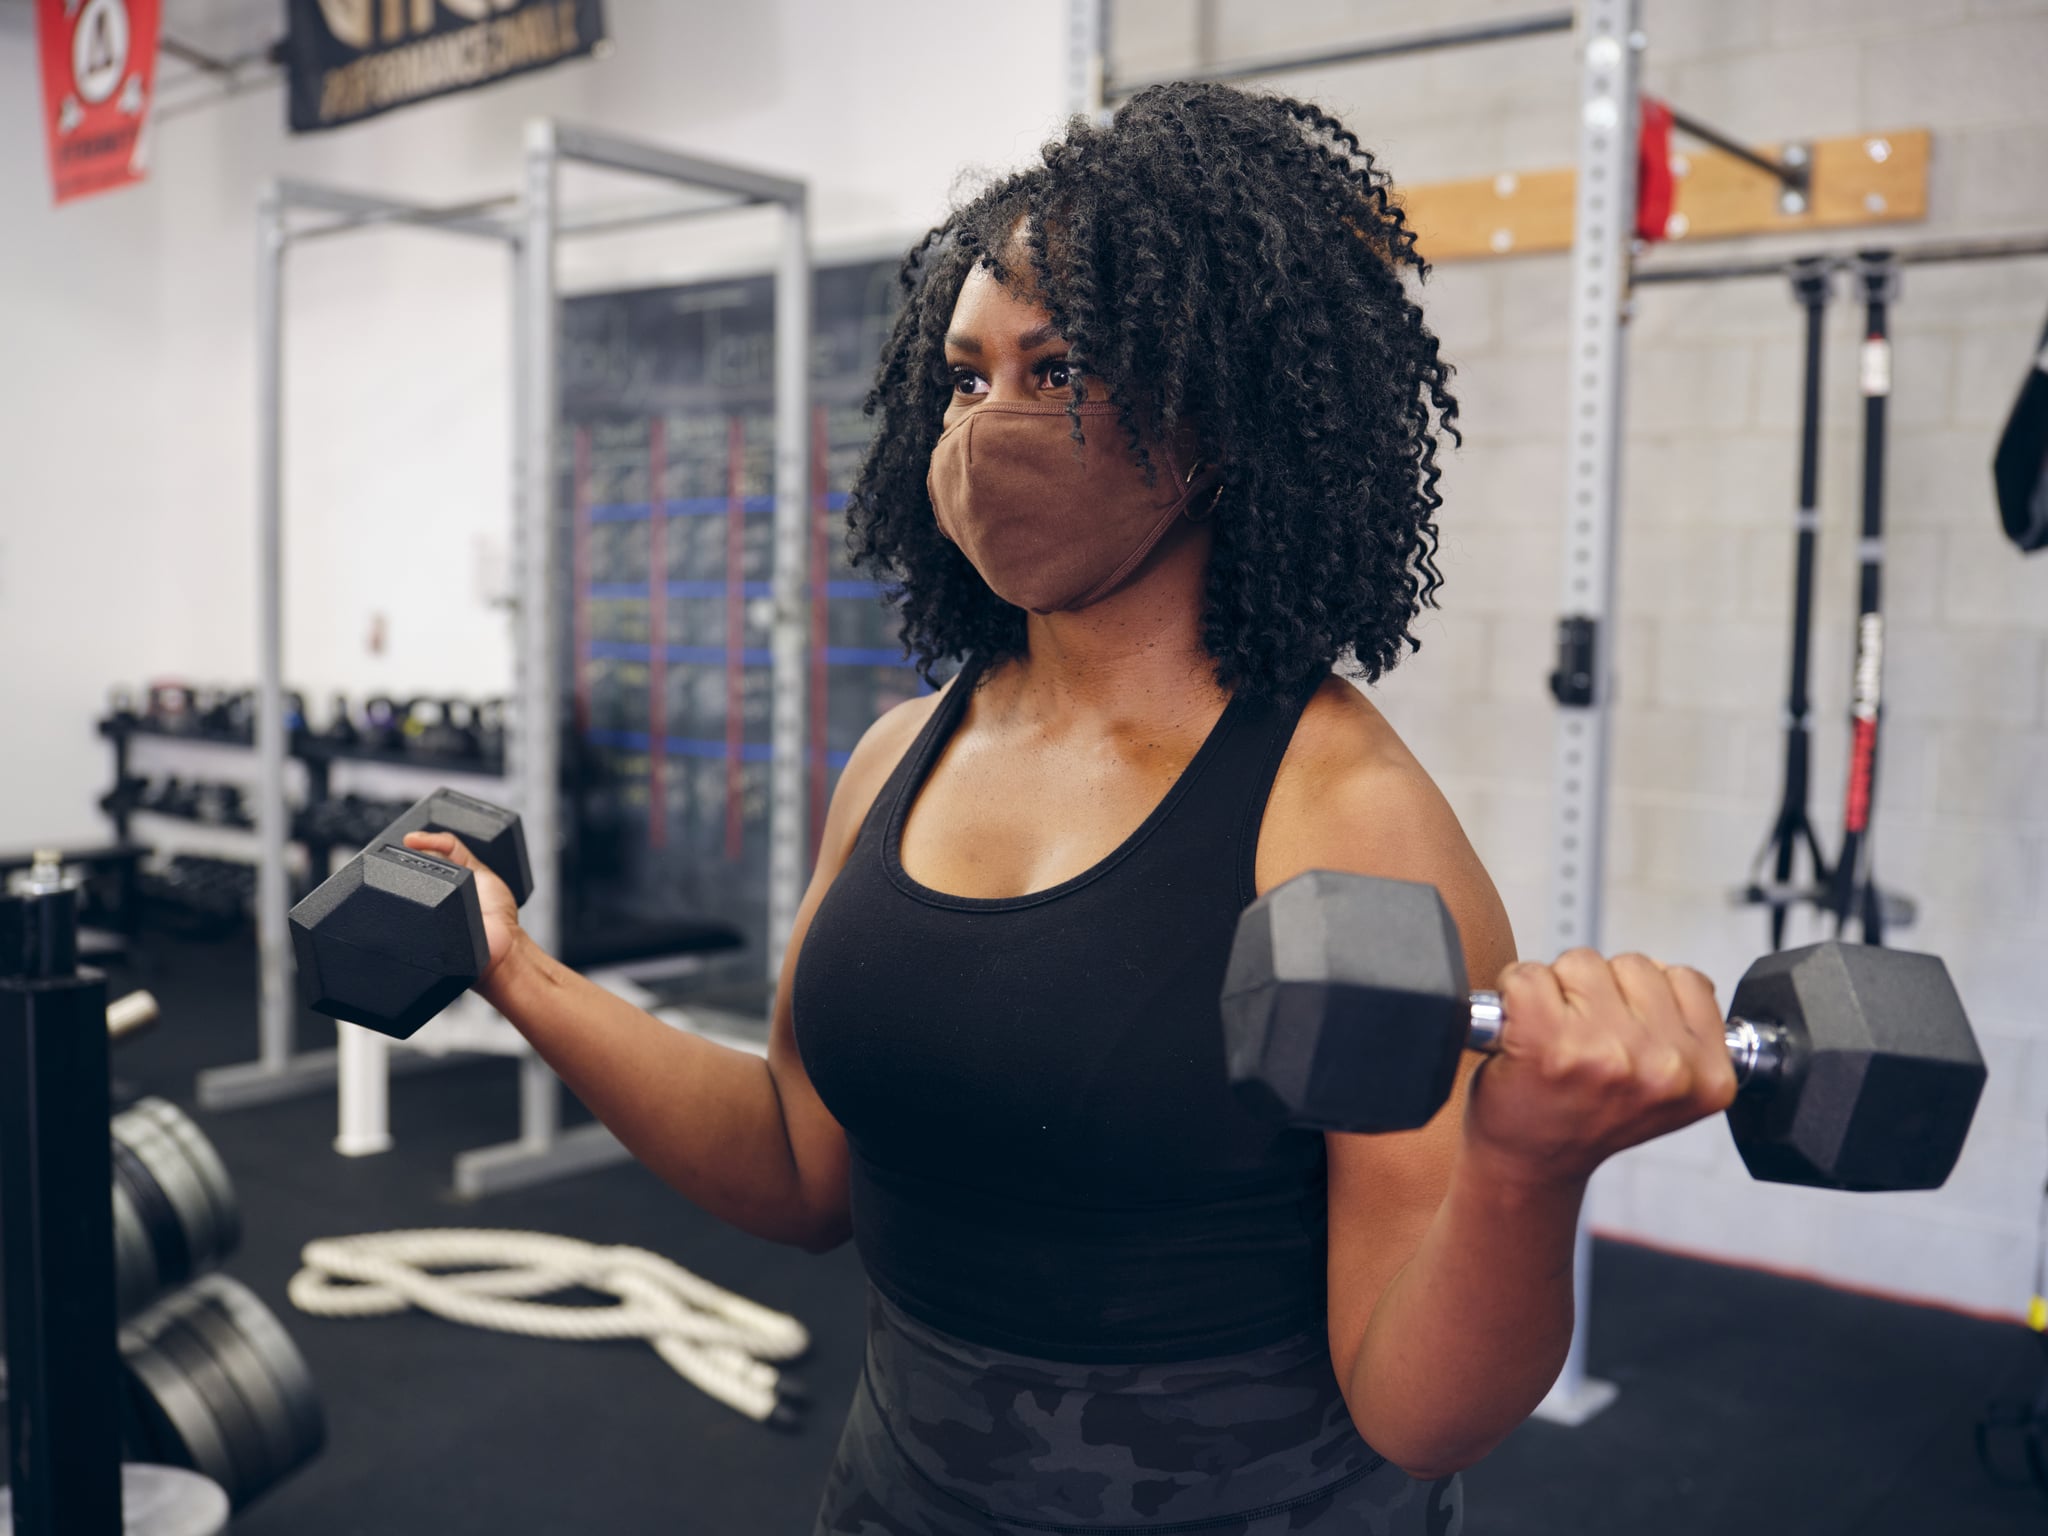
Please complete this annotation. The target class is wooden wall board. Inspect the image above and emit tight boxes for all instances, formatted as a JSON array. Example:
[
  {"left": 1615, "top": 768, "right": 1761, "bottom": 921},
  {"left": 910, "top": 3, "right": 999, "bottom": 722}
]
[{"left": 1398, "top": 127, "right": 1931, "bottom": 263}]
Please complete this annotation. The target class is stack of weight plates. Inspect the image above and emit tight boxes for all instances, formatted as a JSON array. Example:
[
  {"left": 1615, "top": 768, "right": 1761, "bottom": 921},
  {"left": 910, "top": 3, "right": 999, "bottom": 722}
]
[
  {"left": 111, "top": 1099, "right": 241, "bottom": 1317},
  {"left": 119, "top": 1275, "right": 326, "bottom": 1510},
  {"left": 101, "top": 1097, "right": 325, "bottom": 1509}
]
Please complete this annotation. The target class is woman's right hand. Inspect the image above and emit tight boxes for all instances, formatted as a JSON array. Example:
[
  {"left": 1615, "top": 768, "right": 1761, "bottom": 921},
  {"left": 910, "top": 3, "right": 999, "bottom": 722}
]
[{"left": 402, "top": 831, "right": 523, "bottom": 980}]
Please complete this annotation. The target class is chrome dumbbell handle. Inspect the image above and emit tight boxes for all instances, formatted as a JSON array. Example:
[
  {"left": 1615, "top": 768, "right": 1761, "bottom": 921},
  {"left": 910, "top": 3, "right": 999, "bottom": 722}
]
[
  {"left": 1468, "top": 991, "right": 1506, "bottom": 1052},
  {"left": 1722, "top": 1016, "right": 1793, "bottom": 1088},
  {"left": 1465, "top": 991, "right": 1791, "bottom": 1089}
]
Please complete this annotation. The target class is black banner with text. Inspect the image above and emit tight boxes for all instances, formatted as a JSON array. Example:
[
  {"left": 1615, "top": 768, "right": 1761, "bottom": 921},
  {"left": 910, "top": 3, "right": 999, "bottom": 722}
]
[{"left": 286, "top": 0, "right": 605, "bottom": 133}]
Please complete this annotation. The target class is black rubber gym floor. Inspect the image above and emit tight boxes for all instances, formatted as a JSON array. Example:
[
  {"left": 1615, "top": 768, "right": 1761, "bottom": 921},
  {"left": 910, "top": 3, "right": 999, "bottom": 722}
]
[{"left": 20, "top": 930, "right": 2044, "bottom": 1534}]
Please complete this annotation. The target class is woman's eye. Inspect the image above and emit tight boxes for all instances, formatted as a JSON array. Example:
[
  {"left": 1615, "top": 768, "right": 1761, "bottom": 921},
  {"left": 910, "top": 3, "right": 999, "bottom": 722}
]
[
  {"left": 1041, "top": 360, "right": 1073, "bottom": 389},
  {"left": 949, "top": 369, "right": 988, "bottom": 397}
]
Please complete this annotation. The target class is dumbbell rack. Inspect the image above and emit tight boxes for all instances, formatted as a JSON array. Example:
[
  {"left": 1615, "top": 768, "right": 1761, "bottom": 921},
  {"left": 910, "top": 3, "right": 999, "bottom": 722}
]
[
  {"left": 99, "top": 710, "right": 501, "bottom": 877},
  {"left": 99, "top": 711, "right": 506, "bottom": 884}
]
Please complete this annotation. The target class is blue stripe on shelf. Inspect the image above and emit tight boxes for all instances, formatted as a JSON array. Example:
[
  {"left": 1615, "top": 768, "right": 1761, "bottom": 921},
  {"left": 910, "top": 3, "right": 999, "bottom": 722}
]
[
  {"left": 586, "top": 497, "right": 782, "bottom": 522},
  {"left": 588, "top": 492, "right": 850, "bottom": 523},
  {"left": 667, "top": 580, "right": 773, "bottom": 599},
  {"left": 584, "top": 729, "right": 776, "bottom": 762},
  {"left": 583, "top": 734, "right": 857, "bottom": 769},
  {"left": 590, "top": 579, "right": 883, "bottom": 601},
  {"left": 824, "top": 648, "right": 913, "bottom": 668},
  {"left": 586, "top": 581, "right": 774, "bottom": 601},
  {"left": 586, "top": 642, "right": 773, "bottom": 666},
  {"left": 583, "top": 641, "right": 911, "bottom": 670},
  {"left": 672, "top": 646, "right": 774, "bottom": 667}
]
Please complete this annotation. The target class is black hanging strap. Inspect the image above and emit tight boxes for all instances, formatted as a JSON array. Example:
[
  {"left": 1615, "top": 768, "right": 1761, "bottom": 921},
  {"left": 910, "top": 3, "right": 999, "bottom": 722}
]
[
  {"left": 1993, "top": 307, "right": 2048, "bottom": 554},
  {"left": 1740, "top": 258, "right": 1835, "bottom": 950},
  {"left": 1828, "top": 253, "right": 1918, "bottom": 944}
]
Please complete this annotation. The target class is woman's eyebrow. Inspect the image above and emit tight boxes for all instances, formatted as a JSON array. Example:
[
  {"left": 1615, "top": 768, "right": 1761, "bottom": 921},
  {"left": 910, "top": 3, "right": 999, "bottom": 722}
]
[{"left": 942, "top": 324, "right": 1066, "bottom": 356}]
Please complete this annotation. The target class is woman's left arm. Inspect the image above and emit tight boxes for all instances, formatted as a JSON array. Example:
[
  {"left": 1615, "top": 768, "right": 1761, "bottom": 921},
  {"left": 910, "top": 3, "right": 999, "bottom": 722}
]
[{"left": 1261, "top": 684, "right": 1734, "bottom": 1481}]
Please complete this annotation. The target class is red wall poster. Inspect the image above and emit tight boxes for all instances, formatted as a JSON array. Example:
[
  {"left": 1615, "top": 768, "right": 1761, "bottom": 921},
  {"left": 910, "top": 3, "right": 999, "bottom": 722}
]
[{"left": 36, "top": 0, "right": 161, "bottom": 205}]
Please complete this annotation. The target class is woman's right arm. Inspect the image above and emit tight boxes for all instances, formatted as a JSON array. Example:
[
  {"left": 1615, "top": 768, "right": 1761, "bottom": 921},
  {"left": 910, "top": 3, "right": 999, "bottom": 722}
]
[{"left": 413, "top": 691, "right": 941, "bottom": 1252}]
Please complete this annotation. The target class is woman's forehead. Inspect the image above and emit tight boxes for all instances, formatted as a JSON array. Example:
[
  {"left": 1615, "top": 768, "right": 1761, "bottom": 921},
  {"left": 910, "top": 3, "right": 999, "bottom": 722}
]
[{"left": 947, "top": 263, "right": 1060, "bottom": 349}]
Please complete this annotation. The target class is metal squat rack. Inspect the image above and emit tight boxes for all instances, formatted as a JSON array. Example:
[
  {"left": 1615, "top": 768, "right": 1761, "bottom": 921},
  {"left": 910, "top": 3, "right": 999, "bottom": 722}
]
[
  {"left": 1078, "top": 0, "right": 1637, "bottom": 1429},
  {"left": 214, "top": 122, "right": 811, "bottom": 1199}
]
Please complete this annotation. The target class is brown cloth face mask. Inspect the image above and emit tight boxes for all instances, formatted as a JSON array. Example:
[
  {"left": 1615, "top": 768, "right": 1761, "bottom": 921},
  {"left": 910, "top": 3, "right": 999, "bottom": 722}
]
[{"left": 926, "top": 400, "right": 1222, "bottom": 614}]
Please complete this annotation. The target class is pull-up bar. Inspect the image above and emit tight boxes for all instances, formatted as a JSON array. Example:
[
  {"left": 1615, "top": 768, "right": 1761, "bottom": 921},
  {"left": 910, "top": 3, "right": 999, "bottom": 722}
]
[
  {"left": 1634, "top": 230, "right": 2048, "bottom": 286},
  {"left": 1103, "top": 8, "right": 1573, "bottom": 100},
  {"left": 279, "top": 185, "right": 519, "bottom": 244}
]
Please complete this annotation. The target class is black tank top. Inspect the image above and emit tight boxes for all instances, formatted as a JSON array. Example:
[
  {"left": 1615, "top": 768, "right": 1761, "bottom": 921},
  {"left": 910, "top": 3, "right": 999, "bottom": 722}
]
[{"left": 793, "top": 654, "right": 1328, "bottom": 1362}]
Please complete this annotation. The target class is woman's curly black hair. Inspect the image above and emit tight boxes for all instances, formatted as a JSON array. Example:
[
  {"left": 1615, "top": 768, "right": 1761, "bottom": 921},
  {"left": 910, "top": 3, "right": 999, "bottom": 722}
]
[{"left": 847, "top": 81, "right": 1458, "bottom": 700}]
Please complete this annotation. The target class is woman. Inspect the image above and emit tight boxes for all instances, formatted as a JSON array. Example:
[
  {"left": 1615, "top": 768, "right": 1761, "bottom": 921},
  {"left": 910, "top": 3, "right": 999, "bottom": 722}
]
[{"left": 408, "top": 84, "right": 1736, "bottom": 1534}]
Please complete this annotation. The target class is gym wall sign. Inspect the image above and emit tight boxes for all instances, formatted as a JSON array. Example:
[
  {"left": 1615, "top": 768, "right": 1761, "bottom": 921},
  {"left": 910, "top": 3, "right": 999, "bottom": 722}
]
[
  {"left": 34, "top": 0, "right": 161, "bottom": 205},
  {"left": 285, "top": 0, "right": 607, "bottom": 133}
]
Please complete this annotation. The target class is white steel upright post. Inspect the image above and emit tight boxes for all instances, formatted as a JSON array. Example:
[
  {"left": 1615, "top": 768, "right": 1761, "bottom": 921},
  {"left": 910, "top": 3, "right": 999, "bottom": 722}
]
[
  {"left": 1531, "top": 0, "right": 1641, "bottom": 1428},
  {"left": 516, "top": 122, "right": 562, "bottom": 961},
  {"left": 1066, "top": 0, "right": 1106, "bottom": 118},
  {"left": 766, "top": 199, "right": 812, "bottom": 987},
  {"left": 507, "top": 123, "right": 566, "bottom": 1166},
  {"left": 253, "top": 186, "right": 294, "bottom": 1078}
]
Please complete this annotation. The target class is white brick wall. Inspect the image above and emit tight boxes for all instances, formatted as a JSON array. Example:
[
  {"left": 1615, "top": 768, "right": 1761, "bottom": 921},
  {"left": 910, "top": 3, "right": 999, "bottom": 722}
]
[
  {"left": 1115, "top": 0, "right": 2048, "bottom": 1318},
  {"left": 1862, "top": 15, "right": 2048, "bottom": 129},
  {"left": 1663, "top": 43, "right": 1866, "bottom": 142}
]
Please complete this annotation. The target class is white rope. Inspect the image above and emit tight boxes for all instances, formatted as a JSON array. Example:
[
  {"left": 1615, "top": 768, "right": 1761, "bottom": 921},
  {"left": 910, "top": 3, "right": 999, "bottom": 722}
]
[{"left": 289, "top": 1229, "right": 809, "bottom": 1424}]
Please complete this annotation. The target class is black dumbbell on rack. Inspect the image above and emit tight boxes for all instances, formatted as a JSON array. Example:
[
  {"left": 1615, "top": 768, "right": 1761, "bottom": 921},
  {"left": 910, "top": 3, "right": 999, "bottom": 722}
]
[
  {"left": 142, "top": 778, "right": 195, "bottom": 818},
  {"left": 138, "top": 856, "right": 257, "bottom": 936},
  {"left": 360, "top": 695, "right": 405, "bottom": 754},
  {"left": 400, "top": 698, "right": 481, "bottom": 760},
  {"left": 98, "top": 776, "right": 149, "bottom": 820},
  {"left": 476, "top": 698, "right": 506, "bottom": 762},
  {"left": 195, "top": 690, "right": 251, "bottom": 742},
  {"left": 320, "top": 692, "right": 358, "bottom": 747},
  {"left": 1223, "top": 872, "right": 1987, "bottom": 1192},
  {"left": 188, "top": 782, "right": 248, "bottom": 829},
  {"left": 146, "top": 682, "right": 196, "bottom": 733},
  {"left": 443, "top": 697, "right": 484, "bottom": 758}
]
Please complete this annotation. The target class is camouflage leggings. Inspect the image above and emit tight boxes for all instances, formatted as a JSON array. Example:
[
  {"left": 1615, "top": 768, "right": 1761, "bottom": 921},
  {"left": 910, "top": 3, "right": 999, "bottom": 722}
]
[{"left": 814, "top": 1291, "right": 1463, "bottom": 1535}]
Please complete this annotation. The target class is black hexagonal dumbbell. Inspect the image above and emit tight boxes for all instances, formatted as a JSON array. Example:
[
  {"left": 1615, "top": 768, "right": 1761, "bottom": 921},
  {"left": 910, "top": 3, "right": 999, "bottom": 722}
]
[
  {"left": 288, "top": 788, "right": 531, "bottom": 1039},
  {"left": 1221, "top": 870, "right": 1988, "bottom": 1192}
]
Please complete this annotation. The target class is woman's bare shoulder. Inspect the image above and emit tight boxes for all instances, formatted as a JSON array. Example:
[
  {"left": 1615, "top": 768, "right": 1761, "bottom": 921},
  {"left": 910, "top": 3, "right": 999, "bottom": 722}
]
[
  {"left": 814, "top": 675, "right": 953, "bottom": 864},
  {"left": 1255, "top": 676, "right": 1491, "bottom": 906}
]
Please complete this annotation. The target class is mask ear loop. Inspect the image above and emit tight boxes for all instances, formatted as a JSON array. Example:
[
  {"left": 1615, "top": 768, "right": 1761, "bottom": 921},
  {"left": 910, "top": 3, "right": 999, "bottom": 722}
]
[{"left": 1182, "top": 461, "right": 1226, "bottom": 524}]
